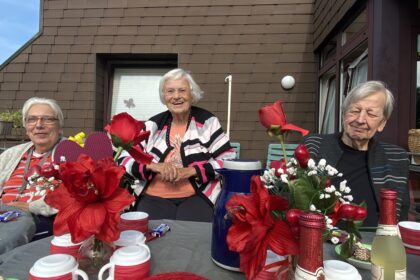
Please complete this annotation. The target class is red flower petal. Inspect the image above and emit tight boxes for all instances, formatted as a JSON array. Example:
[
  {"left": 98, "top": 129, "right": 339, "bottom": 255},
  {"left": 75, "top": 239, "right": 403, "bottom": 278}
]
[
  {"left": 259, "top": 100, "right": 309, "bottom": 137},
  {"left": 106, "top": 113, "right": 140, "bottom": 146},
  {"left": 226, "top": 175, "right": 298, "bottom": 279},
  {"left": 128, "top": 145, "right": 154, "bottom": 165},
  {"left": 258, "top": 100, "right": 287, "bottom": 129},
  {"left": 267, "top": 220, "right": 299, "bottom": 256},
  {"left": 281, "top": 123, "right": 309, "bottom": 136},
  {"left": 68, "top": 203, "right": 107, "bottom": 243}
]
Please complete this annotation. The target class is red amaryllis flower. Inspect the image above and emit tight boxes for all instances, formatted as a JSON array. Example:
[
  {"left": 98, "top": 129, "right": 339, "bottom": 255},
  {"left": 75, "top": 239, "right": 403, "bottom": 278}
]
[
  {"left": 226, "top": 176, "right": 299, "bottom": 279},
  {"left": 105, "top": 112, "right": 153, "bottom": 164},
  {"left": 45, "top": 154, "right": 134, "bottom": 244},
  {"left": 259, "top": 100, "right": 309, "bottom": 136}
]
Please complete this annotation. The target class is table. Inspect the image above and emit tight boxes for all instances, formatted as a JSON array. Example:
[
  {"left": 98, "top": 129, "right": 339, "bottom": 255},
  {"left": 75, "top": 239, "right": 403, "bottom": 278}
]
[
  {"left": 0, "top": 220, "right": 244, "bottom": 280},
  {"left": 0, "top": 220, "right": 419, "bottom": 279},
  {"left": 0, "top": 205, "right": 36, "bottom": 255}
]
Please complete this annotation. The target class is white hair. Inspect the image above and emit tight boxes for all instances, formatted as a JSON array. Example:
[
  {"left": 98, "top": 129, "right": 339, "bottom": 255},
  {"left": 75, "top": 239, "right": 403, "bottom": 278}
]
[{"left": 158, "top": 68, "right": 204, "bottom": 104}]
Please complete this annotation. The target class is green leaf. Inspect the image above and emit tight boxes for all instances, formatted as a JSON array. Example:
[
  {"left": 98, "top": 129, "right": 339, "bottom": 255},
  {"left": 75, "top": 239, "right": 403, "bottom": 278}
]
[
  {"left": 289, "top": 177, "right": 317, "bottom": 210},
  {"left": 340, "top": 237, "right": 355, "bottom": 259}
]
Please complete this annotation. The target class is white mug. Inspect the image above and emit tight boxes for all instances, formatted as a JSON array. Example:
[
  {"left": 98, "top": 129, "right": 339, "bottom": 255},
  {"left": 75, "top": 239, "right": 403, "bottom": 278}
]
[
  {"left": 29, "top": 254, "right": 88, "bottom": 280},
  {"left": 50, "top": 234, "right": 84, "bottom": 259},
  {"left": 114, "top": 230, "right": 146, "bottom": 248},
  {"left": 323, "top": 260, "right": 362, "bottom": 280},
  {"left": 98, "top": 245, "right": 151, "bottom": 280}
]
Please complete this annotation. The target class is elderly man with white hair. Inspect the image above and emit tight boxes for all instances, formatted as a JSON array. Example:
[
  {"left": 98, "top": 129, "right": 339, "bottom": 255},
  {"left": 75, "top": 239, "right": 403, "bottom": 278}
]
[{"left": 303, "top": 81, "right": 410, "bottom": 226}]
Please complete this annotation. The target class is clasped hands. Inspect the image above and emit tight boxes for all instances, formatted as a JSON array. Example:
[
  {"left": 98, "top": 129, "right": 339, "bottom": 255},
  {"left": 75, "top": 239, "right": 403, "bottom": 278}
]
[{"left": 146, "top": 162, "right": 196, "bottom": 183}]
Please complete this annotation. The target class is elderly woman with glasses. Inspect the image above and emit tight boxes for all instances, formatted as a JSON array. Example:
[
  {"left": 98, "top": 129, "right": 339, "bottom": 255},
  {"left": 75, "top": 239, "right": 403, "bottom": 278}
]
[
  {"left": 120, "top": 68, "right": 236, "bottom": 222},
  {"left": 0, "top": 97, "right": 63, "bottom": 239}
]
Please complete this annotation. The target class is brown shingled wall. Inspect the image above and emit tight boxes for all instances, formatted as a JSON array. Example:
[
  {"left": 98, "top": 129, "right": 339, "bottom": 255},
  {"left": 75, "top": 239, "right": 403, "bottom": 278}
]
[{"left": 0, "top": 0, "right": 316, "bottom": 164}]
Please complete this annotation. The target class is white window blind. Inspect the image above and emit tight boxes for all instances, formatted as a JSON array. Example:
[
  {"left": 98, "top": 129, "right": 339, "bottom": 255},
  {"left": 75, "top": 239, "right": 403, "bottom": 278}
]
[{"left": 111, "top": 68, "right": 168, "bottom": 121}]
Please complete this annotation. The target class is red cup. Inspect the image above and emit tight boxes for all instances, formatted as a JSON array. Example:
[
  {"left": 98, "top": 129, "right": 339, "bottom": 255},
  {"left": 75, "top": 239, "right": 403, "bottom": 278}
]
[
  {"left": 50, "top": 234, "right": 83, "bottom": 259},
  {"left": 29, "top": 254, "right": 88, "bottom": 280},
  {"left": 120, "top": 212, "right": 149, "bottom": 233},
  {"left": 98, "top": 245, "right": 151, "bottom": 280},
  {"left": 398, "top": 221, "right": 420, "bottom": 249}
]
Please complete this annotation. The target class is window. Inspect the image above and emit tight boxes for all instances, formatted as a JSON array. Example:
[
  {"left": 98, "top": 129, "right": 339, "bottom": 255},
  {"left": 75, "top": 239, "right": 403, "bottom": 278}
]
[
  {"left": 341, "top": 9, "right": 367, "bottom": 46},
  {"left": 316, "top": 6, "right": 368, "bottom": 133},
  {"left": 319, "top": 70, "right": 336, "bottom": 133},
  {"left": 111, "top": 68, "right": 169, "bottom": 121},
  {"left": 341, "top": 44, "right": 368, "bottom": 96},
  {"left": 320, "top": 36, "right": 337, "bottom": 69},
  {"left": 97, "top": 53, "right": 177, "bottom": 125}
]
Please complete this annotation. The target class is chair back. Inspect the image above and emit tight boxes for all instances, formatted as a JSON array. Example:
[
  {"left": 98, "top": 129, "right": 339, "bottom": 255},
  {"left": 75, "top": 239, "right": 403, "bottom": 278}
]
[
  {"left": 230, "top": 142, "right": 240, "bottom": 159},
  {"left": 266, "top": 143, "right": 298, "bottom": 168}
]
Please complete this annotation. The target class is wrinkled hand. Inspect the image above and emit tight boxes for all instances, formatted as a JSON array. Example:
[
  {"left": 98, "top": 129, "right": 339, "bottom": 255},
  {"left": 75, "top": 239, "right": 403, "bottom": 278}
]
[
  {"left": 174, "top": 167, "right": 197, "bottom": 182},
  {"left": 147, "top": 162, "right": 178, "bottom": 182},
  {"left": 6, "top": 201, "right": 30, "bottom": 212}
]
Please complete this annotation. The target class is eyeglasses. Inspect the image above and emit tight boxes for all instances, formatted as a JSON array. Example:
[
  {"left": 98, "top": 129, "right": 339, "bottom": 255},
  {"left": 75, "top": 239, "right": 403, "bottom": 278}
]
[{"left": 25, "top": 116, "right": 58, "bottom": 125}]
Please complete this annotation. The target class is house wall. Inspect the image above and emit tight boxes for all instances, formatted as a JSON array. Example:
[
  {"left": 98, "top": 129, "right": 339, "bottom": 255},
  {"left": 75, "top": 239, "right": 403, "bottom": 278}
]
[{"left": 0, "top": 0, "right": 317, "bottom": 164}]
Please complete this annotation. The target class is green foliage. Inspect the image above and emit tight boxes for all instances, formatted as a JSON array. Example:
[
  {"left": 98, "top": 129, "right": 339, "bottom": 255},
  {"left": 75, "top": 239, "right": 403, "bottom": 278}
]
[
  {"left": 289, "top": 177, "right": 317, "bottom": 211},
  {"left": 0, "top": 110, "right": 23, "bottom": 128}
]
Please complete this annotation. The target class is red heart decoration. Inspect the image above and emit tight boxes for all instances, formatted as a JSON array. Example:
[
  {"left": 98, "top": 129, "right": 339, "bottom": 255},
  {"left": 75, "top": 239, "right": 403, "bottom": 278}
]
[{"left": 54, "top": 132, "right": 113, "bottom": 164}]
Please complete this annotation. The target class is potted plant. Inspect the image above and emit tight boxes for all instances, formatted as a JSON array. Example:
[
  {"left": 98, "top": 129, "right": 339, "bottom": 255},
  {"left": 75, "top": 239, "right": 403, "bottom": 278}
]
[{"left": 0, "top": 110, "right": 24, "bottom": 138}]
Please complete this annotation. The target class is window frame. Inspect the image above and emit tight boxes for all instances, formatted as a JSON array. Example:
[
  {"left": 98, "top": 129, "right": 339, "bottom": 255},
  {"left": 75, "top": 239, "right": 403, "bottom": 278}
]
[
  {"left": 98, "top": 54, "right": 178, "bottom": 126},
  {"left": 316, "top": 4, "right": 369, "bottom": 133}
]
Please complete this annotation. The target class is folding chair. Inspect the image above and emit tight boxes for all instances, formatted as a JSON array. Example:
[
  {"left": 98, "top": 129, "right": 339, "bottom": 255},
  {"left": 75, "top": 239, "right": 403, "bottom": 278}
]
[{"left": 266, "top": 143, "right": 298, "bottom": 168}]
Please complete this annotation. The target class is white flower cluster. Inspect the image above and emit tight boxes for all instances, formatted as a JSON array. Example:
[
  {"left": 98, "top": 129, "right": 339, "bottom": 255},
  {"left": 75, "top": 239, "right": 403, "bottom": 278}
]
[
  {"left": 261, "top": 157, "right": 354, "bottom": 228},
  {"left": 261, "top": 169, "right": 278, "bottom": 187}
]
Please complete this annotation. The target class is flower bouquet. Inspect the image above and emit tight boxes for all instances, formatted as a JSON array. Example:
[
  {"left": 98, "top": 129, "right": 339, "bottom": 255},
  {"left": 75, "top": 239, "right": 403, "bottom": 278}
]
[
  {"left": 44, "top": 113, "right": 153, "bottom": 276},
  {"left": 226, "top": 101, "right": 367, "bottom": 279}
]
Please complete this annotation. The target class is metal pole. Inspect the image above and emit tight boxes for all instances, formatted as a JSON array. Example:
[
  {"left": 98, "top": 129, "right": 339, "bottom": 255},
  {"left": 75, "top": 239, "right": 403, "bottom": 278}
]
[{"left": 225, "top": 75, "right": 232, "bottom": 138}]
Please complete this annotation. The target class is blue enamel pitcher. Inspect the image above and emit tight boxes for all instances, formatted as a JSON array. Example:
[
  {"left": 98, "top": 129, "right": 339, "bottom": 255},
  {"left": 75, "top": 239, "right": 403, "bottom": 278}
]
[{"left": 211, "top": 159, "right": 262, "bottom": 271}]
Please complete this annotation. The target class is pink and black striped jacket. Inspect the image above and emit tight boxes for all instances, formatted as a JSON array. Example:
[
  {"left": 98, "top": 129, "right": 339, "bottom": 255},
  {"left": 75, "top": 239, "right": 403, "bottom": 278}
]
[{"left": 119, "top": 106, "right": 236, "bottom": 205}]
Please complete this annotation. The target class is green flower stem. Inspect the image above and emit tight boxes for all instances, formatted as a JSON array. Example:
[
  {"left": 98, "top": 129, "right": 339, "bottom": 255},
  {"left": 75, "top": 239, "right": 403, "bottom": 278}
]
[
  {"left": 113, "top": 146, "right": 124, "bottom": 163},
  {"left": 276, "top": 134, "right": 288, "bottom": 162}
]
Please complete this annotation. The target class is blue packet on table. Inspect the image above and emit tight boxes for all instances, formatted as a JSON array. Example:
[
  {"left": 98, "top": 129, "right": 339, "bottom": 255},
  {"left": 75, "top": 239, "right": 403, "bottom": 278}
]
[
  {"left": 0, "top": 210, "right": 22, "bottom": 222},
  {"left": 151, "top": 223, "right": 171, "bottom": 237}
]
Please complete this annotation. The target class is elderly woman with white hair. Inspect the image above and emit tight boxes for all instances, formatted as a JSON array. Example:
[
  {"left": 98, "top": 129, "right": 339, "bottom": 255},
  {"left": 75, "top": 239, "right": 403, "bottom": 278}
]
[
  {"left": 0, "top": 97, "right": 64, "bottom": 239},
  {"left": 120, "top": 68, "right": 236, "bottom": 222},
  {"left": 303, "top": 80, "right": 410, "bottom": 226}
]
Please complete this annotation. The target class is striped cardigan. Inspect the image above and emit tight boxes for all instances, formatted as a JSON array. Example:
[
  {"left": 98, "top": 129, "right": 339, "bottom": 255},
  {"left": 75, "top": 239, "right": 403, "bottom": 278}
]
[
  {"left": 120, "top": 106, "right": 236, "bottom": 205},
  {"left": 303, "top": 133, "right": 410, "bottom": 221}
]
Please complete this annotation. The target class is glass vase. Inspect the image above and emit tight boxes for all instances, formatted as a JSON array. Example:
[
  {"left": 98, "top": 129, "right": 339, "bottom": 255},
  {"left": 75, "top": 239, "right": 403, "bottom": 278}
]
[
  {"left": 253, "top": 253, "right": 297, "bottom": 280},
  {"left": 77, "top": 236, "right": 114, "bottom": 278}
]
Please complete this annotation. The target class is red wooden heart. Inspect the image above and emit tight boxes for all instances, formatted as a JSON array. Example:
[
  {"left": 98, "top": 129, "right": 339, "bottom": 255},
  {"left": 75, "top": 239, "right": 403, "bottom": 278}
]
[{"left": 54, "top": 132, "right": 113, "bottom": 163}]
